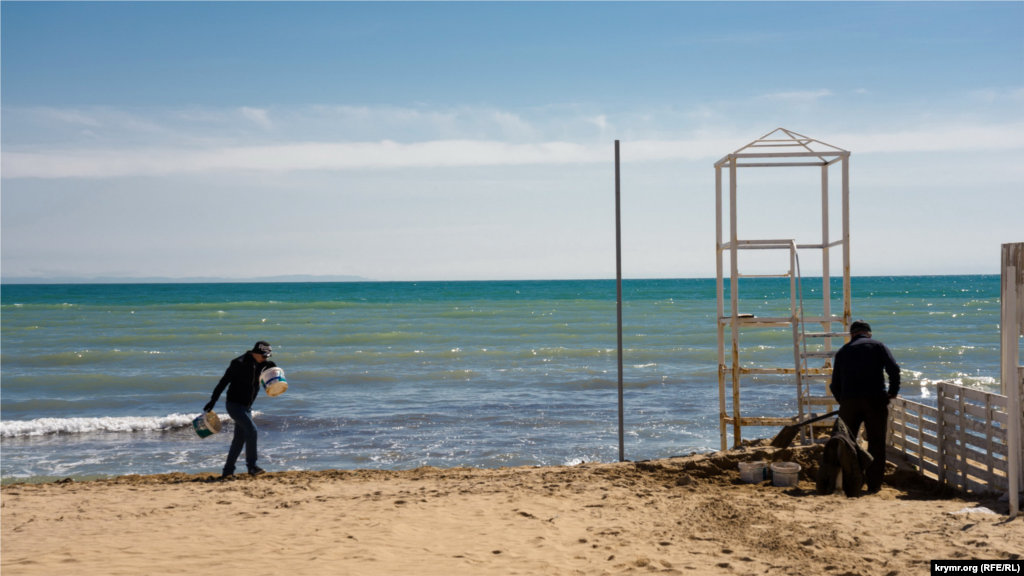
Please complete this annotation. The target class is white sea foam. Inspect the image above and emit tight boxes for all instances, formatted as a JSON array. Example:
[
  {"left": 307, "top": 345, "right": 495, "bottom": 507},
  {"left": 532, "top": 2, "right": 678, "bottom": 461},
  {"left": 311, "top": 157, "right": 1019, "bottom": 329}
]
[{"left": 0, "top": 412, "right": 255, "bottom": 438}]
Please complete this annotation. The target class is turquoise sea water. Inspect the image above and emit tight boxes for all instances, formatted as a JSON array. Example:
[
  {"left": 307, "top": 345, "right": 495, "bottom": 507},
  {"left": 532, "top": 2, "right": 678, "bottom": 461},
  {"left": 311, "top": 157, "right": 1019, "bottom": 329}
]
[{"left": 0, "top": 276, "right": 1003, "bottom": 483}]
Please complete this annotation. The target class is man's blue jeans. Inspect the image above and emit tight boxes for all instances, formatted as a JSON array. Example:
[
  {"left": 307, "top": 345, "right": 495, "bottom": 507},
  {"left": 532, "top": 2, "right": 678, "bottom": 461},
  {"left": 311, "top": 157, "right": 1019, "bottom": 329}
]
[{"left": 224, "top": 401, "right": 258, "bottom": 474}]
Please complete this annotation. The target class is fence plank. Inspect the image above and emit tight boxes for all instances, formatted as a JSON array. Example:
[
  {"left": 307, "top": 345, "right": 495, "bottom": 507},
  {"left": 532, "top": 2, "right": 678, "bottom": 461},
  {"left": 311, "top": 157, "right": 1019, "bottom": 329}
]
[
  {"left": 964, "top": 401, "right": 1009, "bottom": 424},
  {"left": 959, "top": 386, "right": 1007, "bottom": 405},
  {"left": 937, "top": 384, "right": 947, "bottom": 485},
  {"left": 900, "top": 405, "right": 909, "bottom": 458},
  {"left": 894, "top": 397, "right": 939, "bottom": 419},
  {"left": 961, "top": 446, "right": 1010, "bottom": 474},
  {"left": 985, "top": 394, "right": 997, "bottom": 490},
  {"left": 941, "top": 400, "right": 1008, "bottom": 425},
  {"left": 958, "top": 391, "right": 969, "bottom": 491},
  {"left": 919, "top": 410, "right": 930, "bottom": 456},
  {"left": 942, "top": 422, "right": 1007, "bottom": 448},
  {"left": 892, "top": 420, "right": 938, "bottom": 446}
]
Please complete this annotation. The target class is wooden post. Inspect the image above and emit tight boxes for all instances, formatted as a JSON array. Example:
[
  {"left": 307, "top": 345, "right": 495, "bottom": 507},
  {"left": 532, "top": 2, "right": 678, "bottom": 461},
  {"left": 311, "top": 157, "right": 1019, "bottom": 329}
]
[
  {"left": 958, "top": 389, "right": 968, "bottom": 491},
  {"left": 615, "top": 141, "right": 625, "bottom": 463},
  {"left": 729, "top": 156, "right": 741, "bottom": 446},
  {"left": 985, "top": 394, "right": 995, "bottom": 492},
  {"left": 790, "top": 245, "right": 803, "bottom": 442},
  {"left": 1017, "top": 365, "right": 1024, "bottom": 514},
  {"left": 716, "top": 166, "right": 727, "bottom": 451},
  {"left": 841, "top": 155, "right": 851, "bottom": 335},
  {"left": 1000, "top": 242, "right": 1021, "bottom": 517},
  {"left": 1002, "top": 243, "right": 1024, "bottom": 396},
  {"left": 886, "top": 403, "right": 894, "bottom": 446},
  {"left": 937, "top": 383, "right": 947, "bottom": 486},
  {"left": 1018, "top": 365, "right": 1024, "bottom": 506},
  {"left": 821, "top": 164, "right": 832, "bottom": 383},
  {"left": 901, "top": 404, "right": 909, "bottom": 458},
  {"left": 918, "top": 408, "right": 926, "bottom": 471}
]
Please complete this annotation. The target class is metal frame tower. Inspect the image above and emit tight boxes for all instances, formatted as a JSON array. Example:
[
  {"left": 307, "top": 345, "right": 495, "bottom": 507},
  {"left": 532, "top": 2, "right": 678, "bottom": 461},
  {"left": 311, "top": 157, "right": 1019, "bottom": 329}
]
[{"left": 714, "top": 128, "right": 853, "bottom": 449}]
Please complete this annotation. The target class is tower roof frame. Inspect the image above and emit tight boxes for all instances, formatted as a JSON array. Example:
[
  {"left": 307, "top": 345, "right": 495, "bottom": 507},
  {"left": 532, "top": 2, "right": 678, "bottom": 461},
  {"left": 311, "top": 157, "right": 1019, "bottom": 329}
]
[{"left": 713, "top": 127, "right": 850, "bottom": 169}]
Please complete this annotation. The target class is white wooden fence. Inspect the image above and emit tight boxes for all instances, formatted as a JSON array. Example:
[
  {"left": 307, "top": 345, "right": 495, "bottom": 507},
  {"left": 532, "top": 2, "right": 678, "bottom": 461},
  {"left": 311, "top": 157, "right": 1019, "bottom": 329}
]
[
  {"left": 886, "top": 243, "right": 1022, "bottom": 517},
  {"left": 888, "top": 382, "right": 1014, "bottom": 495}
]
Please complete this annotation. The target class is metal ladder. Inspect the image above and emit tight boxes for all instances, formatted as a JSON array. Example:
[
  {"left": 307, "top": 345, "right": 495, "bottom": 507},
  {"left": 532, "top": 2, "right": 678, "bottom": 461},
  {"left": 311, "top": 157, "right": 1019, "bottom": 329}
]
[{"left": 791, "top": 243, "right": 849, "bottom": 442}]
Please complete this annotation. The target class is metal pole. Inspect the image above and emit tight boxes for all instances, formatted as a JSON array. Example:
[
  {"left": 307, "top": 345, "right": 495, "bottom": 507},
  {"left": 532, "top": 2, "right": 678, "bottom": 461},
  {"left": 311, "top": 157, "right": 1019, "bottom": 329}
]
[
  {"left": 614, "top": 138, "right": 622, "bottom": 457},
  {"left": 615, "top": 140, "right": 625, "bottom": 462}
]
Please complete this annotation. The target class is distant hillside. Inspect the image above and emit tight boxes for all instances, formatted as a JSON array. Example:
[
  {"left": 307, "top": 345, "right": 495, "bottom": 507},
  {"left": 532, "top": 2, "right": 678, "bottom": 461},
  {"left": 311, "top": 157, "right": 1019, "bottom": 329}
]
[{"left": 0, "top": 274, "right": 373, "bottom": 284}]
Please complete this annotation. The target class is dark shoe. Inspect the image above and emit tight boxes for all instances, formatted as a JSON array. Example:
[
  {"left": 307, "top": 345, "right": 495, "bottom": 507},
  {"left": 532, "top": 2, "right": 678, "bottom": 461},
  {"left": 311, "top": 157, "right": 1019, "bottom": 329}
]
[
  {"left": 219, "top": 472, "right": 235, "bottom": 481},
  {"left": 864, "top": 486, "right": 882, "bottom": 495},
  {"left": 248, "top": 466, "right": 266, "bottom": 477}
]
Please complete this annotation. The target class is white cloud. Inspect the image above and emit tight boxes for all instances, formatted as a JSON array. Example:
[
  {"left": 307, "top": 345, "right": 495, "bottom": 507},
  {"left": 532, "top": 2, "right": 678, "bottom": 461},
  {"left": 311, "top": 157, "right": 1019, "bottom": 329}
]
[
  {"left": 587, "top": 115, "right": 608, "bottom": 130},
  {"left": 41, "top": 108, "right": 102, "bottom": 127},
  {"left": 968, "top": 87, "right": 1024, "bottom": 103},
  {"left": 240, "top": 106, "right": 272, "bottom": 129},
  {"left": 759, "top": 89, "right": 833, "bottom": 102},
  {"left": 4, "top": 122, "right": 1023, "bottom": 179},
  {"left": 4, "top": 102, "right": 1024, "bottom": 178},
  {"left": 833, "top": 123, "right": 1024, "bottom": 153},
  {"left": 2, "top": 140, "right": 606, "bottom": 178}
]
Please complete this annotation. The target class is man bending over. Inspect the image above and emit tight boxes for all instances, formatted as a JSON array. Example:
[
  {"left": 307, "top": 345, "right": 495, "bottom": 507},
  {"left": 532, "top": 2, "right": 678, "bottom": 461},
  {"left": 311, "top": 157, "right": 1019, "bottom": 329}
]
[{"left": 829, "top": 320, "right": 901, "bottom": 494}]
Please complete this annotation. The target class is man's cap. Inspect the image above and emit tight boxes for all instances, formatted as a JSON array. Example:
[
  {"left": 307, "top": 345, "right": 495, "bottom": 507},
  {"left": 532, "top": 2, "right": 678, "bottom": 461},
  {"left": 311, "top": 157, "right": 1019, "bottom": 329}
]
[
  {"left": 252, "top": 341, "right": 272, "bottom": 357},
  {"left": 850, "top": 320, "right": 871, "bottom": 334}
]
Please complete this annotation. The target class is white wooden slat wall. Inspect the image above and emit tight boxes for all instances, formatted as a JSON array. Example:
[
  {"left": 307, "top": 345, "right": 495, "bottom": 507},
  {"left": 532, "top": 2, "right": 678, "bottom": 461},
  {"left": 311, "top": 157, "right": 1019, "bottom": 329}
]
[{"left": 888, "top": 382, "right": 1012, "bottom": 495}]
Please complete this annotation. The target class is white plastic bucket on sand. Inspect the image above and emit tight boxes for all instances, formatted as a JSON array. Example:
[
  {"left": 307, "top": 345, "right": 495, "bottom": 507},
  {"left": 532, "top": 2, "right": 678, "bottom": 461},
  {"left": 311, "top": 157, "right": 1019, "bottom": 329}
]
[
  {"left": 192, "top": 411, "right": 222, "bottom": 439},
  {"left": 771, "top": 462, "right": 801, "bottom": 487},
  {"left": 260, "top": 367, "right": 288, "bottom": 397},
  {"left": 739, "top": 461, "right": 768, "bottom": 483}
]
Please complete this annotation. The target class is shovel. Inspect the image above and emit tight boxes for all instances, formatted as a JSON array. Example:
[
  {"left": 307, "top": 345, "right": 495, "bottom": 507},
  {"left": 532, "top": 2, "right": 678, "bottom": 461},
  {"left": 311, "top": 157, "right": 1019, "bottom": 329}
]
[{"left": 770, "top": 410, "right": 839, "bottom": 449}]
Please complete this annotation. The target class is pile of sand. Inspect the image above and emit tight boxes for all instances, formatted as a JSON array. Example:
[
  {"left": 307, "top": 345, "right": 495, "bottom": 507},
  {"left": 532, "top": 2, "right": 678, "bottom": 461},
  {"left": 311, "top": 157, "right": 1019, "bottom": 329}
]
[{"left": 3, "top": 442, "right": 1020, "bottom": 575}]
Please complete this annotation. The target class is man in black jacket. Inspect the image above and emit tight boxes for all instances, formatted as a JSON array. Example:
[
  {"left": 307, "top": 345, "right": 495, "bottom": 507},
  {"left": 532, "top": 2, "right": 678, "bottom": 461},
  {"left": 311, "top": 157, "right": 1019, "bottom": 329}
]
[
  {"left": 829, "top": 320, "right": 901, "bottom": 493},
  {"left": 205, "top": 341, "right": 277, "bottom": 478}
]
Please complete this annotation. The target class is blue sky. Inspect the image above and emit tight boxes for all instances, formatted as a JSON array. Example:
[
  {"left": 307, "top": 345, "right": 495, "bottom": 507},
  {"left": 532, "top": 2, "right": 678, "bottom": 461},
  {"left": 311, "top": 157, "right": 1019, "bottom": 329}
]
[{"left": 2, "top": 2, "right": 1022, "bottom": 280}]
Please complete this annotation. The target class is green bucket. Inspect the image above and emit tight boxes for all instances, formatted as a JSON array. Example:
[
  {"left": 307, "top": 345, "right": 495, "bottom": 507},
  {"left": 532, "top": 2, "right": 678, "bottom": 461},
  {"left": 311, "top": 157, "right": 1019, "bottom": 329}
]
[{"left": 192, "top": 411, "right": 222, "bottom": 439}]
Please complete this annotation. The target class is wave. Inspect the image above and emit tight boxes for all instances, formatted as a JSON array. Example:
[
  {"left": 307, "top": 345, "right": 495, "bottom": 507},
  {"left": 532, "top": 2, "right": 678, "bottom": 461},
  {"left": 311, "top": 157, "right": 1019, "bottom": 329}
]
[{"left": 0, "top": 412, "right": 255, "bottom": 438}]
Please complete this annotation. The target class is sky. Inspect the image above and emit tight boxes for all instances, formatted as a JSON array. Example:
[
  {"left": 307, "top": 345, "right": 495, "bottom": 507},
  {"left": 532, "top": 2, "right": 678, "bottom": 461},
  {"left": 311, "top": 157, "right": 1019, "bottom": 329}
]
[{"left": 2, "top": 2, "right": 1022, "bottom": 281}]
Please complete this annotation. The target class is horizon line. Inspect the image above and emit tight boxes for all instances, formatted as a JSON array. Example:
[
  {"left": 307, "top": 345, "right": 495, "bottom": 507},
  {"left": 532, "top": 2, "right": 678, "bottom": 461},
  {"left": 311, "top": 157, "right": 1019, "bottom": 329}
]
[{"left": 0, "top": 272, "right": 1002, "bottom": 286}]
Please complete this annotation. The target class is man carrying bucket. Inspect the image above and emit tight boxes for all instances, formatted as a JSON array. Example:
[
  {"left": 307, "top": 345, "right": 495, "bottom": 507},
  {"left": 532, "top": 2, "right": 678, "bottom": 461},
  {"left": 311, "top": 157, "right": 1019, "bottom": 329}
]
[{"left": 205, "top": 341, "right": 276, "bottom": 479}]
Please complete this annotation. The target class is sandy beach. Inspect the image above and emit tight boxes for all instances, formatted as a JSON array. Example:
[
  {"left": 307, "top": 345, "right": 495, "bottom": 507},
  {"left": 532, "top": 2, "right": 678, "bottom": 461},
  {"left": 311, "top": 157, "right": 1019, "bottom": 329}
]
[{"left": 2, "top": 442, "right": 1020, "bottom": 576}]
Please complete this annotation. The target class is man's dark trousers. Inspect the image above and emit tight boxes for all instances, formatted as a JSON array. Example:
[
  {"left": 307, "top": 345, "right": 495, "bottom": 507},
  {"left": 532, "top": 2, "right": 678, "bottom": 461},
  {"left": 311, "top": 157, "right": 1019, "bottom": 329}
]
[
  {"left": 837, "top": 396, "right": 889, "bottom": 491},
  {"left": 224, "top": 401, "right": 258, "bottom": 475}
]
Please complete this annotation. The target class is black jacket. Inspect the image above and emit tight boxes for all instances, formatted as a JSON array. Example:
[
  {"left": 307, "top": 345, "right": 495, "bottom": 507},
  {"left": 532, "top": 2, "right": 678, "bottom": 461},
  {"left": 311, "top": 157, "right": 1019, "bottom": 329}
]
[
  {"left": 829, "top": 334, "right": 901, "bottom": 401},
  {"left": 209, "top": 353, "right": 277, "bottom": 409},
  {"left": 816, "top": 417, "right": 874, "bottom": 497}
]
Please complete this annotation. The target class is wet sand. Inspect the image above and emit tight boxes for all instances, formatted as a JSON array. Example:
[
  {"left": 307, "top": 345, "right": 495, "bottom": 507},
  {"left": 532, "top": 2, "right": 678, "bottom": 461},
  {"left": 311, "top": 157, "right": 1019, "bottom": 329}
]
[{"left": 2, "top": 442, "right": 1021, "bottom": 576}]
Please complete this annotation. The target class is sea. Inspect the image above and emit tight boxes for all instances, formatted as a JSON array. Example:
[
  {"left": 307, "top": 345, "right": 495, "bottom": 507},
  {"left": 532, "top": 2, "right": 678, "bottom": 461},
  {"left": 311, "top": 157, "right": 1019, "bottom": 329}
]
[{"left": 0, "top": 276, "right": 1004, "bottom": 484}]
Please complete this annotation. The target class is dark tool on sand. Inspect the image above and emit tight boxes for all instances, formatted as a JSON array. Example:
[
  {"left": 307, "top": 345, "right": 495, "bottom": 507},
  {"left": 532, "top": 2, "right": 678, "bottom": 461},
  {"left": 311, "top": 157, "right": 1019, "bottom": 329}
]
[{"left": 770, "top": 411, "right": 839, "bottom": 449}]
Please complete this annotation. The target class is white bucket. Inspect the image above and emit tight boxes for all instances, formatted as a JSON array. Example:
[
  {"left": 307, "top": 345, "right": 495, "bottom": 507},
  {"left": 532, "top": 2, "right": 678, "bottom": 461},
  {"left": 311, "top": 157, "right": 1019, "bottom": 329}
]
[
  {"left": 260, "top": 367, "right": 288, "bottom": 397},
  {"left": 771, "top": 462, "right": 801, "bottom": 487},
  {"left": 739, "top": 461, "right": 768, "bottom": 483},
  {"left": 192, "top": 411, "right": 222, "bottom": 439}
]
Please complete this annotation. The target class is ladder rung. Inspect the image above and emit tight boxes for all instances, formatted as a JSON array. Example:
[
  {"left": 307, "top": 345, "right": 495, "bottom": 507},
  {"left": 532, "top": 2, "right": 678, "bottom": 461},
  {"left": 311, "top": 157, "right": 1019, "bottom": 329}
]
[
  {"left": 802, "top": 396, "right": 839, "bottom": 406},
  {"left": 802, "top": 332, "right": 850, "bottom": 338},
  {"left": 801, "top": 351, "right": 837, "bottom": 359},
  {"left": 801, "top": 373, "right": 833, "bottom": 378},
  {"left": 719, "top": 315, "right": 845, "bottom": 325}
]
